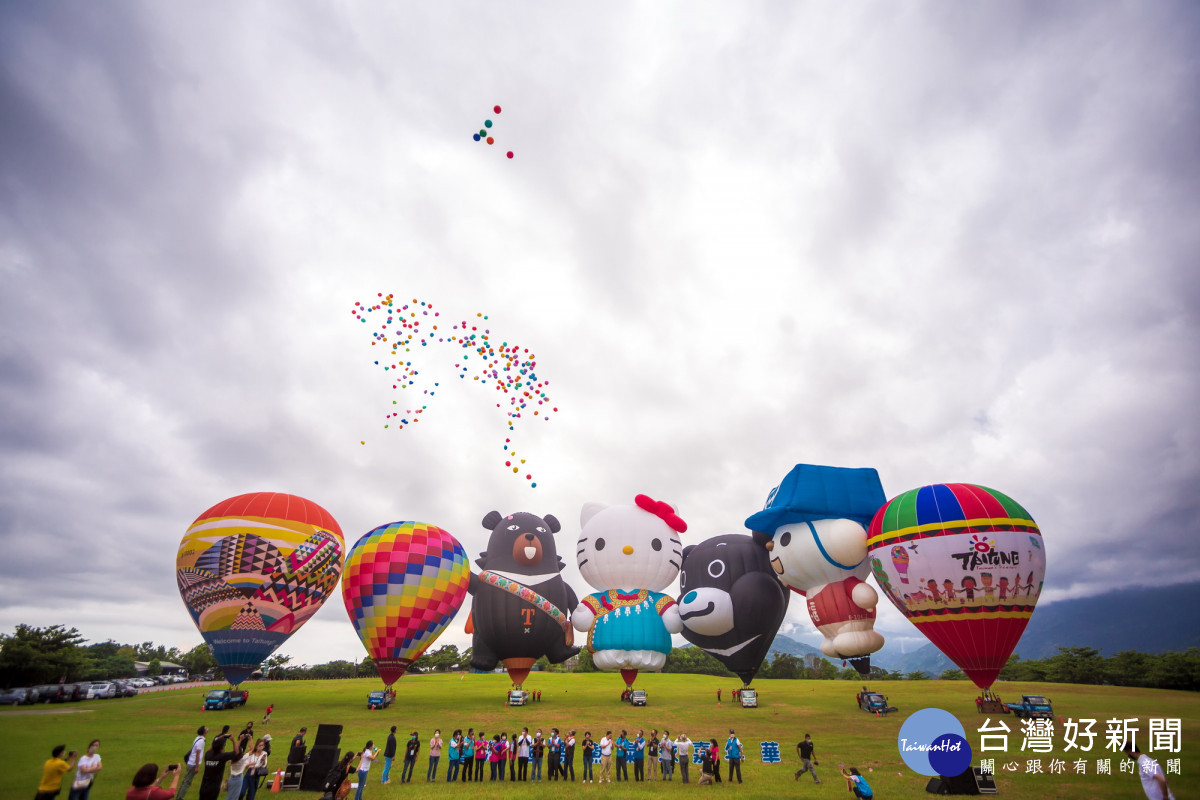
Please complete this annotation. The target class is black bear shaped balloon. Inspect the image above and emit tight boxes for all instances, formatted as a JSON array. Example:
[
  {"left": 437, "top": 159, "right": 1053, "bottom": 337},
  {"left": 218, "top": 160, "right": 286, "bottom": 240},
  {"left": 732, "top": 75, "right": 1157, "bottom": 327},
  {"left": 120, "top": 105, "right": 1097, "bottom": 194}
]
[
  {"left": 467, "top": 510, "right": 580, "bottom": 686},
  {"left": 677, "top": 533, "right": 790, "bottom": 685}
]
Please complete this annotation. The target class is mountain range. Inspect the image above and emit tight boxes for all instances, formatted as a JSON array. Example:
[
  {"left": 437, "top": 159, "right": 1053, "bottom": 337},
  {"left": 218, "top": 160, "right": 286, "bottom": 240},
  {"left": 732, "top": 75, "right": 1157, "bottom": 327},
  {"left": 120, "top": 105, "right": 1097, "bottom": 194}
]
[{"left": 765, "top": 581, "right": 1200, "bottom": 676}]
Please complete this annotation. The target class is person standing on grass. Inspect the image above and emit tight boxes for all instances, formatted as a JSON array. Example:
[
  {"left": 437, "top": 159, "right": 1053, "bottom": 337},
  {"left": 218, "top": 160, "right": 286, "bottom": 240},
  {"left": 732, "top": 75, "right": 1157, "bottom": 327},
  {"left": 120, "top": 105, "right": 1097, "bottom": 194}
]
[
  {"left": 426, "top": 730, "right": 443, "bottom": 782},
  {"left": 547, "top": 729, "right": 561, "bottom": 780},
  {"left": 1123, "top": 742, "right": 1176, "bottom": 800},
  {"left": 508, "top": 732, "right": 518, "bottom": 781},
  {"left": 599, "top": 731, "right": 614, "bottom": 784},
  {"left": 354, "top": 742, "right": 378, "bottom": 800},
  {"left": 35, "top": 744, "right": 77, "bottom": 800},
  {"left": 177, "top": 726, "right": 207, "bottom": 800},
  {"left": 632, "top": 730, "right": 646, "bottom": 781},
  {"left": 239, "top": 738, "right": 269, "bottom": 800},
  {"left": 563, "top": 730, "right": 576, "bottom": 782},
  {"left": 400, "top": 731, "right": 419, "bottom": 784},
  {"left": 223, "top": 735, "right": 255, "bottom": 800},
  {"left": 659, "top": 731, "right": 674, "bottom": 782},
  {"left": 68, "top": 739, "right": 102, "bottom": 800},
  {"left": 380, "top": 726, "right": 396, "bottom": 785},
  {"left": 461, "top": 730, "right": 474, "bottom": 783},
  {"left": 615, "top": 730, "right": 629, "bottom": 781},
  {"left": 262, "top": 704, "right": 273, "bottom": 724},
  {"left": 473, "top": 731, "right": 487, "bottom": 781},
  {"left": 197, "top": 734, "right": 243, "bottom": 800},
  {"left": 446, "top": 731, "right": 461, "bottom": 782},
  {"left": 795, "top": 733, "right": 821, "bottom": 783},
  {"left": 674, "top": 733, "right": 691, "bottom": 784},
  {"left": 725, "top": 730, "right": 743, "bottom": 784}
]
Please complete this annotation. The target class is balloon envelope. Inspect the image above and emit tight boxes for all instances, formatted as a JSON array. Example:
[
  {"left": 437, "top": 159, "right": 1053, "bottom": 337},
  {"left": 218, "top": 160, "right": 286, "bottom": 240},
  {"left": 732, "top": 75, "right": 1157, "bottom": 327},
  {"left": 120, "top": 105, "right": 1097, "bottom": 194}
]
[
  {"left": 176, "top": 492, "right": 344, "bottom": 685},
  {"left": 867, "top": 484, "right": 1045, "bottom": 689},
  {"left": 342, "top": 521, "right": 470, "bottom": 685}
]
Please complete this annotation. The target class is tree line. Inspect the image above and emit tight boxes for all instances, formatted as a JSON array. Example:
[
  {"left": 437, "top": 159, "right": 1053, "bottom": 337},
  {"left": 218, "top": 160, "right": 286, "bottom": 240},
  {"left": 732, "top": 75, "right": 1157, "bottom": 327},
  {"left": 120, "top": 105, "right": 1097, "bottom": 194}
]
[{"left": 5, "top": 625, "right": 1197, "bottom": 692}]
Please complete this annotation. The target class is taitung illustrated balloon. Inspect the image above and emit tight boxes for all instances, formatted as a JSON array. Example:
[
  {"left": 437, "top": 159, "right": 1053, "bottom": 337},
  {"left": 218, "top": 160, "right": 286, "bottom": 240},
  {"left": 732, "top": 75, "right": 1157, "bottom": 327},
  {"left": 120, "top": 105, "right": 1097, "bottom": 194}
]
[
  {"left": 867, "top": 483, "right": 1046, "bottom": 690},
  {"left": 342, "top": 521, "right": 470, "bottom": 686},
  {"left": 176, "top": 492, "right": 344, "bottom": 685},
  {"left": 571, "top": 494, "right": 686, "bottom": 687},
  {"left": 465, "top": 510, "right": 579, "bottom": 687},
  {"left": 677, "top": 534, "right": 789, "bottom": 686}
]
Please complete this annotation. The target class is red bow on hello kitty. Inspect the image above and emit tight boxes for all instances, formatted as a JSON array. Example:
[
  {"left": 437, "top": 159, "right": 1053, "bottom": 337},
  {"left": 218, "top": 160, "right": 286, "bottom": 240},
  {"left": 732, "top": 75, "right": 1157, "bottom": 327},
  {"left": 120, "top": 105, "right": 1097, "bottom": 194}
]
[{"left": 634, "top": 494, "right": 687, "bottom": 533}]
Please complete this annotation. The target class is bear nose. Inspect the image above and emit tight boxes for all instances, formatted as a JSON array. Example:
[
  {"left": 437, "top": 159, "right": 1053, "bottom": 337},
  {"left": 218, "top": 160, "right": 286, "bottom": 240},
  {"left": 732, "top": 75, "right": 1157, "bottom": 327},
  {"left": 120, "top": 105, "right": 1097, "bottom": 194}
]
[
  {"left": 622, "top": 545, "right": 634, "bottom": 555},
  {"left": 524, "top": 533, "right": 535, "bottom": 541}
]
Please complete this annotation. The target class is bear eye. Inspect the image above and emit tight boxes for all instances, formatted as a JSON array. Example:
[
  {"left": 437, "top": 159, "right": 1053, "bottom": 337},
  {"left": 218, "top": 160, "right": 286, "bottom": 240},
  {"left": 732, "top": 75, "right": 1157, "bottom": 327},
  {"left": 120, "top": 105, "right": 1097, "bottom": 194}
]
[
  {"left": 779, "top": 530, "right": 792, "bottom": 547},
  {"left": 507, "top": 524, "right": 520, "bottom": 531},
  {"left": 680, "top": 570, "right": 687, "bottom": 588},
  {"left": 536, "top": 527, "right": 546, "bottom": 533},
  {"left": 707, "top": 560, "right": 725, "bottom": 578},
  {"left": 651, "top": 538, "right": 662, "bottom": 551},
  {"left": 595, "top": 538, "right": 605, "bottom": 551}
]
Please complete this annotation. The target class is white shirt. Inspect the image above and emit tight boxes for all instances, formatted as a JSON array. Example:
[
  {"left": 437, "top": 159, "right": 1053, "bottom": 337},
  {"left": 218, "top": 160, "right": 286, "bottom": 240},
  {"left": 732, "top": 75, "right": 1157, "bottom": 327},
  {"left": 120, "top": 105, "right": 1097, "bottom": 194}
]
[
  {"left": 674, "top": 737, "right": 691, "bottom": 757},
  {"left": 74, "top": 753, "right": 101, "bottom": 785},
  {"left": 229, "top": 753, "right": 254, "bottom": 776},
  {"left": 358, "top": 749, "right": 377, "bottom": 772},
  {"left": 1137, "top": 755, "right": 1175, "bottom": 800},
  {"left": 600, "top": 737, "right": 612, "bottom": 756},
  {"left": 187, "top": 737, "right": 205, "bottom": 768}
]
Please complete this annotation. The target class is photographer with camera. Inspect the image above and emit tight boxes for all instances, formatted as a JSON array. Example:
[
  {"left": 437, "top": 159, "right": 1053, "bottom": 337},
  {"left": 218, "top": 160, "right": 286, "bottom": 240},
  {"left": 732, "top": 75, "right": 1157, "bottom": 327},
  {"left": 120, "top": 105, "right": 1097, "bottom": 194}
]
[
  {"left": 35, "top": 744, "right": 78, "bottom": 799},
  {"left": 126, "top": 763, "right": 181, "bottom": 799}
]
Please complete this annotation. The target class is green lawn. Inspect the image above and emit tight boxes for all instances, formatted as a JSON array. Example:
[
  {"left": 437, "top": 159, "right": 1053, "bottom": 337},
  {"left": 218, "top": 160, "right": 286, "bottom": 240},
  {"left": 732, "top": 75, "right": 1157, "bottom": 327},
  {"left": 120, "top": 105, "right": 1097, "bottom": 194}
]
[{"left": 2, "top": 673, "right": 1196, "bottom": 798}]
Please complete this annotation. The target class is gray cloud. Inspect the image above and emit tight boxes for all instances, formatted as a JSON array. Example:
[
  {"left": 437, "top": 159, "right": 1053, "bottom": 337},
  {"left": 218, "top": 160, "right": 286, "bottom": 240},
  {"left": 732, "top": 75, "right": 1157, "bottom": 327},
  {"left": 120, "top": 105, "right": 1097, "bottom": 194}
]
[{"left": 1, "top": 1, "right": 1197, "bottom": 665}]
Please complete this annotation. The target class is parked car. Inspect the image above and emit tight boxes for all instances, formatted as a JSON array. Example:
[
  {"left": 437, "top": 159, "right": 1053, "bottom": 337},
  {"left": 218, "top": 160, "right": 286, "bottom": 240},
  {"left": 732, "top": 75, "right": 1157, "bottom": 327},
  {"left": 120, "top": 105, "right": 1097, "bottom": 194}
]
[
  {"left": 1004, "top": 695, "right": 1054, "bottom": 719},
  {"left": 368, "top": 689, "right": 395, "bottom": 710},
  {"left": 115, "top": 680, "right": 140, "bottom": 697},
  {"left": 204, "top": 688, "right": 249, "bottom": 710},
  {"left": 62, "top": 683, "right": 89, "bottom": 702},
  {"left": 858, "top": 692, "right": 898, "bottom": 715},
  {"left": 505, "top": 690, "right": 527, "bottom": 707},
  {"left": 0, "top": 687, "right": 38, "bottom": 705},
  {"left": 739, "top": 688, "right": 758, "bottom": 708},
  {"left": 34, "top": 684, "right": 67, "bottom": 703},
  {"left": 630, "top": 689, "right": 647, "bottom": 707},
  {"left": 89, "top": 682, "right": 117, "bottom": 699}
]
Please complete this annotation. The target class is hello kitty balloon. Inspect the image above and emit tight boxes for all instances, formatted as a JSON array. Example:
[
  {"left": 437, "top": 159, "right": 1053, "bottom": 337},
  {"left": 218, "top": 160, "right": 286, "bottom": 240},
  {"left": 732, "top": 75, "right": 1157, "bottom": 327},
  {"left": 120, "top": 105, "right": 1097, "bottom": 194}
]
[{"left": 571, "top": 494, "right": 686, "bottom": 683}]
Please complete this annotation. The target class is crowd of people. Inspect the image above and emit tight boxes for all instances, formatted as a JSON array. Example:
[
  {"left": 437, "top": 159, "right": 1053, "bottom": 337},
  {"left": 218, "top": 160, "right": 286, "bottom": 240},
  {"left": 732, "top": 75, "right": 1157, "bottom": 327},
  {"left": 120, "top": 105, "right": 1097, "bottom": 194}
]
[{"left": 315, "top": 725, "right": 748, "bottom": 796}]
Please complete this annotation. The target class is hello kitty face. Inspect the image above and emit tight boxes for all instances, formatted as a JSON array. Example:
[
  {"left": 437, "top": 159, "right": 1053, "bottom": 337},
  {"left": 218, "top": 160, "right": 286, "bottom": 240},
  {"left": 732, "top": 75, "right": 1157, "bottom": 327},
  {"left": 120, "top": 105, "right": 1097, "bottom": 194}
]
[
  {"left": 764, "top": 517, "right": 869, "bottom": 592},
  {"left": 576, "top": 496, "right": 685, "bottom": 592}
]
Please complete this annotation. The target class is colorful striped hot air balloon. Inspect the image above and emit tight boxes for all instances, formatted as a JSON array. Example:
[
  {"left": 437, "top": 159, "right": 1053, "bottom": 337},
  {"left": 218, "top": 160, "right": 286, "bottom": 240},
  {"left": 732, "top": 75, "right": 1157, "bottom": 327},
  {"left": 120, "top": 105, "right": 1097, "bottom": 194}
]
[
  {"left": 342, "top": 521, "right": 470, "bottom": 686},
  {"left": 176, "top": 492, "right": 344, "bottom": 686},
  {"left": 867, "top": 484, "right": 1045, "bottom": 690}
]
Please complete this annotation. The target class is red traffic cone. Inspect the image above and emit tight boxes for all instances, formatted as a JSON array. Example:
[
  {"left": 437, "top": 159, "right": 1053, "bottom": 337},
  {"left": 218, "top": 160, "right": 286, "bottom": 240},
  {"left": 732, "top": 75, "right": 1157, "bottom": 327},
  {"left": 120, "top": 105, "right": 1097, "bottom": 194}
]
[{"left": 270, "top": 770, "right": 282, "bottom": 792}]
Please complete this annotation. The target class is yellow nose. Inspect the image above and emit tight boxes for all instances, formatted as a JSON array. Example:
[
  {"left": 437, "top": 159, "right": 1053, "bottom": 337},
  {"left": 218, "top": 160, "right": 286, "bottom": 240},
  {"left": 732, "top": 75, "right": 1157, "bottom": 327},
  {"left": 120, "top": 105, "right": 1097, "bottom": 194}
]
[{"left": 622, "top": 545, "right": 634, "bottom": 555}]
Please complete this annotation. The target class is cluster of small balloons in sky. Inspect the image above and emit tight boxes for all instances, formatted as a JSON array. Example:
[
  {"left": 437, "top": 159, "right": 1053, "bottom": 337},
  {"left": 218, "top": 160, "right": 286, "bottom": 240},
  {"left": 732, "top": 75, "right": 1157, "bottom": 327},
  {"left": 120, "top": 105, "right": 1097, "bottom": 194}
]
[
  {"left": 351, "top": 294, "right": 557, "bottom": 486},
  {"left": 472, "top": 105, "right": 514, "bottom": 159}
]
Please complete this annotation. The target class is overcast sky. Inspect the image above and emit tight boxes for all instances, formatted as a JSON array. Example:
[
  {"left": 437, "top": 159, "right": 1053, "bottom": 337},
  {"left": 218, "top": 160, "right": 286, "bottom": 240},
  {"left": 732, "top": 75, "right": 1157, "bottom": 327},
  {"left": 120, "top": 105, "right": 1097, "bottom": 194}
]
[{"left": 2, "top": 1, "right": 1197, "bottom": 669}]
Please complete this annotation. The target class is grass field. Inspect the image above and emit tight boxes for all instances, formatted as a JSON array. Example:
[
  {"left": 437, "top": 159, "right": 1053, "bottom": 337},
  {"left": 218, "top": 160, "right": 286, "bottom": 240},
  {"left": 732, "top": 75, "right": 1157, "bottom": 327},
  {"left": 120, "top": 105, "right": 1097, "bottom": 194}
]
[{"left": 2, "top": 673, "right": 1196, "bottom": 799}]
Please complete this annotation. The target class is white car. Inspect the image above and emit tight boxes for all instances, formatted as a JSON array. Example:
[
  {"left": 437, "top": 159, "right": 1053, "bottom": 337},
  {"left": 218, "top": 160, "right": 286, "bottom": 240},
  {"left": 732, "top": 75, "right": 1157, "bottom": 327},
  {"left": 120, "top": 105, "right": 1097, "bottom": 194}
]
[{"left": 90, "top": 682, "right": 116, "bottom": 699}]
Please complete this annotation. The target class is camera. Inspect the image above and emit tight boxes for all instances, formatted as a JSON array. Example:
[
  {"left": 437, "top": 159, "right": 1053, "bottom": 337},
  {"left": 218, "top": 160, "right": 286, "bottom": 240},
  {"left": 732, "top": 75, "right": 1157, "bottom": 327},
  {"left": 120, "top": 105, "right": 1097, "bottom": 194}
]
[{"left": 167, "top": 764, "right": 179, "bottom": 771}]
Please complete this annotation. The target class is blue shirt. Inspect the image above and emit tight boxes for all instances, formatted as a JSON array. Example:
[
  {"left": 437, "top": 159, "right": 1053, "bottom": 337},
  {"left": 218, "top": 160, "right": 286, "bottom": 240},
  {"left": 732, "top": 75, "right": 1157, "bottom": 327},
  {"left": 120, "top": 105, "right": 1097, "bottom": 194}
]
[{"left": 633, "top": 737, "right": 646, "bottom": 761}]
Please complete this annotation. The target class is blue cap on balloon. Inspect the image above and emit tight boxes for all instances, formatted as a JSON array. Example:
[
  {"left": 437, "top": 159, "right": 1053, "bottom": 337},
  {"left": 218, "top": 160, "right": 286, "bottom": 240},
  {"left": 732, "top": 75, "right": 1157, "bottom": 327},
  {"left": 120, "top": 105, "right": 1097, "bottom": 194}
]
[{"left": 745, "top": 464, "right": 886, "bottom": 533}]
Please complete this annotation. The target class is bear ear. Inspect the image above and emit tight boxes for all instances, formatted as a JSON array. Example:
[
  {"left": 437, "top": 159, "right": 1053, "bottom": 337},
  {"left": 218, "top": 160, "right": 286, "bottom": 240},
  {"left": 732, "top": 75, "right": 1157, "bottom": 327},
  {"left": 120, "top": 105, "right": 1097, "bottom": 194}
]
[
  {"left": 580, "top": 502, "right": 606, "bottom": 528},
  {"left": 483, "top": 510, "right": 502, "bottom": 530},
  {"left": 682, "top": 544, "right": 695, "bottom": 562},
  {"left": 476, "top": 554, "right": 488, "bottom": 569},
  {"left": 543, "top": 514, "right": 561, "bottom": 534}
]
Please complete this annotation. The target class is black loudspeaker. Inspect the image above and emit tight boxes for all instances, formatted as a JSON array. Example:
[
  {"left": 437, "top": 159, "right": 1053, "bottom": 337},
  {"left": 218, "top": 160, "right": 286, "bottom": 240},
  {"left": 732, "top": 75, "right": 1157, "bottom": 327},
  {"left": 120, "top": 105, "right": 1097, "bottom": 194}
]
[
  {"left": 281, "top": 763, "right": 303, "bottom": 790},
  {"left": 972, "top": 767, "right": 998, "bottom": 794},
  {"left": 931, "top": 767, "right": 981, "bottom": 795},
  {"left": 300, "top": 745, "right": 340, "bottom": 791},
  {"left": 315, "top": 723, "right": 343, "bottom": 747}
]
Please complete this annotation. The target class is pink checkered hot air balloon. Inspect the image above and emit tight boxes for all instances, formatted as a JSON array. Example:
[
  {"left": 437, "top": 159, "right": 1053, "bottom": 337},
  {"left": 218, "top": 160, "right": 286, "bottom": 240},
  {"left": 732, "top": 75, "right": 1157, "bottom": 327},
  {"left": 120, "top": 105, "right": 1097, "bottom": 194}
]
[{"left": 342, "top": 521, "right": 471, "bottom": 685}]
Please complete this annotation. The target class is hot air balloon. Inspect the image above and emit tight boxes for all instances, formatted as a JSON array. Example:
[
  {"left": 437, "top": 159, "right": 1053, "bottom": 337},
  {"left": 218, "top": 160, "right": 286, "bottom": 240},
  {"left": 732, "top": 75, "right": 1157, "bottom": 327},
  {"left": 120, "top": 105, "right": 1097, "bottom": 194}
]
[
  {"left": 342, "top": 521, "right": 470, "bottom": 686},
  {"left": 571, "top": 494, "right": 686, "bottom": 688},
  {"left": 866, "top": 483, "right": 1045, "bottom": 690},
  {"left": 176, "top": 492, "right": 344, "bottom": 685},
  {"left": 745, "top": 464, "right": 888, "bottom": 675},
  {"left": 677, "top": 534, "right": 789, "bottom": 686},
  {"left": 465, "top": 510, "right": 579, "bottom": 688}
]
